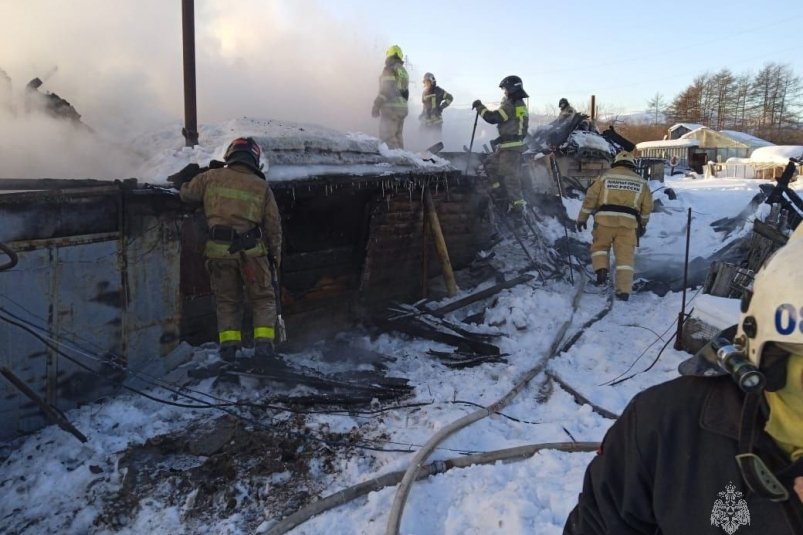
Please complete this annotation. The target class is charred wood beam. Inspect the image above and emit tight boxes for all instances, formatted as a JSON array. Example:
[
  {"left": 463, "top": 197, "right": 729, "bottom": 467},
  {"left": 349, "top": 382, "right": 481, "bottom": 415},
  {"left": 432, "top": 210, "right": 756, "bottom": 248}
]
[
  {"left": 377, "top": 316, "right": 500, "bottom": 356},
  {"left": 424, "top": 273, "right": 534, "bottom": 317},
  {"left": 1, "top": 366, "right": 87, "bottom": 443},
  {"left": 752, "top": 219, "right": 789, "bottom": 247}
]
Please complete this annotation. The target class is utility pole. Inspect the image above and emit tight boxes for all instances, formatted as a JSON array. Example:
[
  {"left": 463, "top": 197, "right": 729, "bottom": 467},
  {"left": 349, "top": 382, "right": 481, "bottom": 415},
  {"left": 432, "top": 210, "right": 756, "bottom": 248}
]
[{"left": 181, "top": 0, "right": 199, "bottom": 146}]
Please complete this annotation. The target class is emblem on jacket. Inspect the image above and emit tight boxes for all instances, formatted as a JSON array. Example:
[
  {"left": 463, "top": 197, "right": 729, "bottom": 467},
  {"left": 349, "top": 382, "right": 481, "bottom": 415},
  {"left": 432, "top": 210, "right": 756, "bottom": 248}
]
[{"left": 710, "top": 482, "right": 751, "bottom": 534}]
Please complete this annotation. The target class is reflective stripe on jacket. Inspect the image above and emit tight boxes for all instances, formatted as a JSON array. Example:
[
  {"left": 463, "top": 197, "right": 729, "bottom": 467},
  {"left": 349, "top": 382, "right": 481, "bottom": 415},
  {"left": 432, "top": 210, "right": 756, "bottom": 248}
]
[
  {"left": 477, "top": 97, "right": 529, "bottom": 151},
  {"left": 376, "top": 59, "right": 409, "bottom": 112},
  {"left": 422, "top": 85, "right": 453, "bottom": 125},
  {"left": 578, "top": 166, "right": 653, "bottom": 229},
  {"left": 180, "top": 164, "right": 282, "bottom": 261}
]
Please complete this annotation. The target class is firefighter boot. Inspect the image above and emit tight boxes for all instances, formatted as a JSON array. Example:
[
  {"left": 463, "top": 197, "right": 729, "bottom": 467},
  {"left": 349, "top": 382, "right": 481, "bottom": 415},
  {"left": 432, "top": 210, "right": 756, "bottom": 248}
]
[
  {"left": 219, "top": 345, "right": 237, "bottom": 363},
  {"left": 595, "top": 268, "right": 608, "bottom": 286},
  {"left": 615, "top": 292, "right": 630, "bottom": 301},
  {"left": 255, "top": 341, "right": 277, "bottom": 361}
]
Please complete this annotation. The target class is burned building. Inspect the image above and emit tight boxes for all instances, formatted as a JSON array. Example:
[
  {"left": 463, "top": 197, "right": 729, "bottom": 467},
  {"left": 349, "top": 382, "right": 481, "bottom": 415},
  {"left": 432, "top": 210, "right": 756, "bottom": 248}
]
[{"left": 0, "top": 119, "right": 492, "bottom": 439}]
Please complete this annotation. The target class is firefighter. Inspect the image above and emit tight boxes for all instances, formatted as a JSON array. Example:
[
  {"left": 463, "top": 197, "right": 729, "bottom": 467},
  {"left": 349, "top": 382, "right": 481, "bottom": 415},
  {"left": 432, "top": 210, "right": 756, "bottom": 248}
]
[
  {"left": 170, "top": 137, "right": 282, "bottom": 362},
  {"left": 558, "top": 97, "right": 576, "bottom": 120},
  {"left": 565, "top": 234, "right": 803, "bottom": 534},
  {"left": 372, "top": 44, "right": 409, "bottom": 150},
  {"left": 576, "top": 151, "right": 652, "bottom": 301},
  {"left": 419, "top": 72, "right": 453, "bottom": 138},
  {"left": 472, "top": 75, "right": 530, "bottom": 217}
]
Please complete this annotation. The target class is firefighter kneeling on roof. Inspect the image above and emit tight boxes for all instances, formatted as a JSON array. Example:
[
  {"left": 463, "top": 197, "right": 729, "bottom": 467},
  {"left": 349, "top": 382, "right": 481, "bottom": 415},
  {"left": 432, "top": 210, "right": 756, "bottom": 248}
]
[
  {"left": 169, "top": 137, "right": 283, "bottom": 363},
  {"left": 576, "top": 150, "right": 652, "bottom": 301}
]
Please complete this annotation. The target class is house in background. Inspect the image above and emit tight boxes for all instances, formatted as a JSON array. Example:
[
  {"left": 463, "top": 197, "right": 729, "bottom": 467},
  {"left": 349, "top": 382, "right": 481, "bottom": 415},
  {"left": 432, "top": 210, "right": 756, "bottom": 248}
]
[
  {"left": 637, "top": 125, "right": 773, "bottom": 173},
  {"left": 668, "top": 123, "right": 705, "bottom": 139}
]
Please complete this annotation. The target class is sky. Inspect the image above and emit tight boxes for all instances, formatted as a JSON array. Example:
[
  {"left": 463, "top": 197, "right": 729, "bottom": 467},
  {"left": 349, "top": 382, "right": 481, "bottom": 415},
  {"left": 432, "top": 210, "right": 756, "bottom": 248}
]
[
  {"left": 0, "top": 0, "right": 801, "bottom": 178},
  {"left": 0, "top": 122, "right": 786, "bottom": 532}
]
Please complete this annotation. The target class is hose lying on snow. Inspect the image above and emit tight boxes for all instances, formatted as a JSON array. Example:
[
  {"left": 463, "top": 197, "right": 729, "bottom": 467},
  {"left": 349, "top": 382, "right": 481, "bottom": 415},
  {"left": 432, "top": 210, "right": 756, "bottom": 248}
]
[
  {"left": 384, "top": 276, "right": 589, "bottom": 535},
  {"left": 263, "top": 441, "right": 599, "bottom": 535}
]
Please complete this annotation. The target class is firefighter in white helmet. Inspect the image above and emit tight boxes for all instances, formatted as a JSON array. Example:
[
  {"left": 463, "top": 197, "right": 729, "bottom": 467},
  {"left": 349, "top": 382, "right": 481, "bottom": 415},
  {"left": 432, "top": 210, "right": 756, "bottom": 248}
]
[
  {"left": 565, "top": 233, "right": 803, "bottom": 534},
  {"left": 576, "top": 150, "right": 653, "bottom": 301}
]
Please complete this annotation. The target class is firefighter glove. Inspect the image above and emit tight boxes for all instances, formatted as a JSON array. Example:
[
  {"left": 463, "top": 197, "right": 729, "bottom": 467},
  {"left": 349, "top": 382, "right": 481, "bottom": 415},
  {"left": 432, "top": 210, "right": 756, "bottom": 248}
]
[
  {"left": 371, "top": 97, "right": 382, "bottom": 118},
  {"left": 472, "top": 99, "right": 483, "bottom": 110},
  {"left": 167, "top": 163, "right": 201, "bottom": 189},
  {"left": 577, "top": 220, "right": 587, "bottom": 232}
]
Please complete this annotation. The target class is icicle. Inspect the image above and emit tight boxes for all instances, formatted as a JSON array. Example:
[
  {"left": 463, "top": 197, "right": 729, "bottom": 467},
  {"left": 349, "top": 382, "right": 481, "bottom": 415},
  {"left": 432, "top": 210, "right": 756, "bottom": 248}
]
[{"left": 292, "top": 187, "right": 296, "bottom": 201}]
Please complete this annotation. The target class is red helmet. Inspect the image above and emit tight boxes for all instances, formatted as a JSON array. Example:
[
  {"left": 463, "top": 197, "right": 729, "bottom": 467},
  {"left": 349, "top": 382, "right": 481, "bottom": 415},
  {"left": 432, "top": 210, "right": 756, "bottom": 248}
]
[{"left": 224, "top": 137, "right": 262, "bottom": 171}]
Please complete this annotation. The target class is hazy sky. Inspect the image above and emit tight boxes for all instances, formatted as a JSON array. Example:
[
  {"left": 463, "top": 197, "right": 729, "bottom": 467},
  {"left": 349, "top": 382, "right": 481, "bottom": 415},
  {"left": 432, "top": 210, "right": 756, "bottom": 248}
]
[{"left": 0, "top": 0, "right": 801, "bottom": 177}]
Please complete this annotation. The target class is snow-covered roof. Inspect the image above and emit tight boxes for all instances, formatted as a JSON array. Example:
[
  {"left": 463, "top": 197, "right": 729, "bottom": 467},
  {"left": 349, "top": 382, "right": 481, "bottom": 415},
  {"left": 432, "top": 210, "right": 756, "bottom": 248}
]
[
  {"left": 668, "top": 123, "right": 705, "bottom": 132},
  {"left": 135, "top": 117, "right": 453, "bottom": 185},
  {"left": 636, "top": 138, "right": 699, "bottom": 149},
  {"left": 679, "top": 127, "right": 749, "bottom": 149},
  {"left": 748, "top": 145, "right": 803, "bottom": 165},
  {"left": 718, "top": 130, "right": 773, "bottom": 149}
]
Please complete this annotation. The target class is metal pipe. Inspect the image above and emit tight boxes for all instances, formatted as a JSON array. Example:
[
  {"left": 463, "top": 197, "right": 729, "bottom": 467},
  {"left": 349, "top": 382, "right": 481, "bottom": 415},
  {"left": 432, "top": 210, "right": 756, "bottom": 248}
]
[
  {"left": 181, "top": 0, "right": 199, "bottom": 146},
  {"left": 674, "top": 207, "right": 692, "bottom": 350}
]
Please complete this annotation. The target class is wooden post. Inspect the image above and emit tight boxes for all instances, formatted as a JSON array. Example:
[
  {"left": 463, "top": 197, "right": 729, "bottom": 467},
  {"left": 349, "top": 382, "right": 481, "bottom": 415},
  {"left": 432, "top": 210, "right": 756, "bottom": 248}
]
[
  {"left": 590, "top": 94, "right": 596, "bottom": 121},
  {"left": 421, "top": 207, "right": 430, "bottom": 298},
  {"left": 423, "top": 187, "right": 459, "bottom": 296}
]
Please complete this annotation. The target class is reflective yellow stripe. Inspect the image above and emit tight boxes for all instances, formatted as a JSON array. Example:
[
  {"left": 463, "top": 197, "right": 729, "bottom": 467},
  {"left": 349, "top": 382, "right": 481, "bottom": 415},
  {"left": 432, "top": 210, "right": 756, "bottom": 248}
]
[
  {"left": 591, "top": 251, "right": 609, "bottom": 258},
  {"left": 254, "top": 326, "right": 275, "bottom": 340},
  {"left": 219, "top": 330, "right": 242, "bottom": 344},
  {"left": 515, "top": 105, "right": 527, "bottom": 136},
  {"left": 513, "top": 199, "right": 527, "bottom": 207},
  {"left": 498, "top": 108, "right": 509, "bottom": 121},
  {"left": 498, "top": 140, "right": 524, "bottom": 149}
]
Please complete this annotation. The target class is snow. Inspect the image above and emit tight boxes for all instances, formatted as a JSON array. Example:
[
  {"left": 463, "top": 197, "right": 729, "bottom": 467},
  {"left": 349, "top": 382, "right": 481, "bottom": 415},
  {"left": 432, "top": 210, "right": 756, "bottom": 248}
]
[
  {"left": 718, "top": 130, "right": 773, "bottom": 148},
  {"left": 133, "top": 117, "right": 454, "bottom": 185},
  {"left": 636, "top": 138, "right": 699, "bottom": 149},
  {"left": 0, "top": 121, "right": 790, "bottom": 535},
  {"left": 749, "top": 145, "right": 803, "bottom": 165},
  {"left": 689, "top": 294, "right": 741, "bottom": 330}
]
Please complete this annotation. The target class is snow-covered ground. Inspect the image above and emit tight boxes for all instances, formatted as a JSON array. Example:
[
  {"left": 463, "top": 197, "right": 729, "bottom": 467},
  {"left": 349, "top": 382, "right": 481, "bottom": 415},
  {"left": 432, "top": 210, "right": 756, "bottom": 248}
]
[{"left": 1, "top": 121, "right": 799, "bottom": 535}]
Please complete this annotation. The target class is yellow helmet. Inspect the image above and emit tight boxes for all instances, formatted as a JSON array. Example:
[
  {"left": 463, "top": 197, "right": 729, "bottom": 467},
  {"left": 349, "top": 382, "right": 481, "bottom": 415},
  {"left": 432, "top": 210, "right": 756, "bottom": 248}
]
[
  {"left": 386, "top": 45, "right": 403, "bottom": 60},
  {"left": 614, "top": 151, "right": 636, "bottom": 168}
]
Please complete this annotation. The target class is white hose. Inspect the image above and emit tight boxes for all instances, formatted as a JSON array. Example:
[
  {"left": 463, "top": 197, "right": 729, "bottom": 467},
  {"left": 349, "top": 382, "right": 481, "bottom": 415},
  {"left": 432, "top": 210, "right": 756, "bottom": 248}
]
[
  {"left": 264, "top": 441, "right": 598, "bottom": 535},
  {"left": 384, "top": 277, "right": 586, "bottom": 535}
]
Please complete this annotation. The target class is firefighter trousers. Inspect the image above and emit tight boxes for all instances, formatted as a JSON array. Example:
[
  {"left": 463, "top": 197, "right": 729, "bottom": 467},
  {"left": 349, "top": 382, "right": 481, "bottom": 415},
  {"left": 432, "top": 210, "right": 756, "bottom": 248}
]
[
  {"left": 379, "top": 108, "right": 408, "bottom": 149},
  {"left": 590, "top": 224, "right": 637, "bottom": 295},
  {"left": 485, "top": 149, "right": 524, "bottom": 206},
  {"left": 206, "top": 255, "right": 277, "bottom": 347}
]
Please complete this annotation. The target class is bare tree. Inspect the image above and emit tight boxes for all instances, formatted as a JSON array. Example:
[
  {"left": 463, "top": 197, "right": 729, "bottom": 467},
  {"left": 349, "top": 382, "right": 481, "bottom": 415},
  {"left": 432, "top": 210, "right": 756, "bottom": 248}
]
[{"left": 646, "top": 92, "right": 666, "bottom": 125}]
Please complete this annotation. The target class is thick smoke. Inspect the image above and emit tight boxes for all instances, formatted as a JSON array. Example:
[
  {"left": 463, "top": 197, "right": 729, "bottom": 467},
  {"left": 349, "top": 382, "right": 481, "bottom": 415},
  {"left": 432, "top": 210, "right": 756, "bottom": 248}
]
[{"left": 0, "top": 0, "right": 392, "bottom": 178}]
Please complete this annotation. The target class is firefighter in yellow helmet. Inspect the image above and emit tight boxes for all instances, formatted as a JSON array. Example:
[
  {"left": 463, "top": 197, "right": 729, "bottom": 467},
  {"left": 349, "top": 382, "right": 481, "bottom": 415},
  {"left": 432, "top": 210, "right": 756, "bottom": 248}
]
[
  {"left": 472, "top": 75, "right": 530, "bottom": 217},
  {"left": 169, "top": 137, "right": 283, "bottom": 362},
  {"left": 372, "top": 45, "right": 409, "bottom": 149},
  {"left": 419, "top": 72, "right": 453, "bottom": 139},
  {"left": 576, "top": 150, "right": 652, "bottom": 301}
]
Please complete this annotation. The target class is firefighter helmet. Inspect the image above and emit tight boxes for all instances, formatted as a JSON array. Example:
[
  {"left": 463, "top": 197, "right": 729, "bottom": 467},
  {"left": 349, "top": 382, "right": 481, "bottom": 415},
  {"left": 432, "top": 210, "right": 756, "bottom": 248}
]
[
  {"left": 224, "top": 137, "right": 262, "bottom": 171},
  {"left": 559, "top": 97, "right": 569, "bottom": 109},
  {"left": 423, "top": 72, "right": 436, "bottom": 85},
  {"left": 737, "top": 236, "right": 803, "bottom": 368},
  {"left": 499, "top": 75, "right": 528, "bottom": 98},
  {"left": 613, "top": 151, "right": 636, "bottom": 168},
  {"left": 386, "top": 45, "right": 403, "bottom": 60}
]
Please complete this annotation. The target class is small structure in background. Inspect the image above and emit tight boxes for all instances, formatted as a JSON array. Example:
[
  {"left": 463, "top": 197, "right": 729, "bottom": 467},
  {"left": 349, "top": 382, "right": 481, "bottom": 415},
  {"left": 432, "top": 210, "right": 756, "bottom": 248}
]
[
  {"left": 637, "top": 125, "right": 773, "bottom": 174},
  {"left": 667, "top": 122, "right": 705, "bottom": 139}
]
